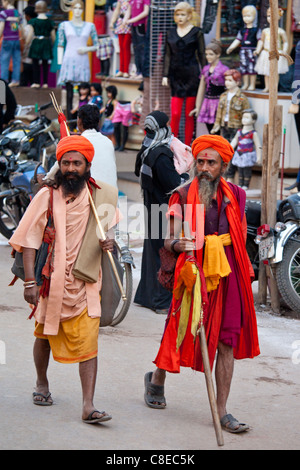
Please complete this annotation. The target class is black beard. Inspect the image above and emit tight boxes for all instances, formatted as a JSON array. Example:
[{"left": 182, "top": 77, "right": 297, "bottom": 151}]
[
  {"left": 197, "top": 173, "right": 221, "bottom": 209},
  {"left": 55, "top": 168, "right": 91, "bottom": 197}
]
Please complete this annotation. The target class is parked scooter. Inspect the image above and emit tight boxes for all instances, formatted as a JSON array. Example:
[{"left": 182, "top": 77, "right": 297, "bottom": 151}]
[
  {"left": 246, "top": 194, "right": 300, "bottom": 316},
  {"left": 0, "top": 136, "right": 45, "bottom": 239}
]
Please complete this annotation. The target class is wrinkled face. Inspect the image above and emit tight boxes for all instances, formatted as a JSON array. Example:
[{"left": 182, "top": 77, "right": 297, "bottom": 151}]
[
  {"left": 195, "top": 148, "right": 227, "bottom": 181},
  {"left": 174, "top": 10, "right": 190, "bottom": 26},
  {"left": 205, "top": 49, "right": 220, "bottom": 64}
]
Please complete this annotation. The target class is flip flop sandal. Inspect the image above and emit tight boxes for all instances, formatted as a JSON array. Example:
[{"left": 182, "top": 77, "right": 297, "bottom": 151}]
[
  {"left": 220, "top": 413, "right": 250, "bottom": 433},
  {"left": 82, "top": 410, "right": 112, "bottom": 424},
  {"left": 32, "top": 392, "right": 53, "bottom": 406},
  {"left": 144, "top": 371, "right": 166, "bottom": 409}
]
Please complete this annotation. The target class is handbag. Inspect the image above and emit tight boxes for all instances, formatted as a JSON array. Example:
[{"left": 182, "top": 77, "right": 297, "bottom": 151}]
[
  {"left": 157, "top": 246, "right": 178, "bottom": 292},
  {"left": 100, "top": 118, "right": 114, "bottom": 136},
  {"left": 99, "top": 250, "right": 124, "bottom": 327},
  {"left": 10, "top": 187, "right": 55, "bottom": 286}
]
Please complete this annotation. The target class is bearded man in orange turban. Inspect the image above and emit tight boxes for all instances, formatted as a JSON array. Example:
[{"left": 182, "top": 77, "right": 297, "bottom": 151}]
[
  {"left": 144, "top": 134, "right": 260, "bottom": 434},
  {"left": 10, "top": 134, "right": 119, "bottom": 424}
]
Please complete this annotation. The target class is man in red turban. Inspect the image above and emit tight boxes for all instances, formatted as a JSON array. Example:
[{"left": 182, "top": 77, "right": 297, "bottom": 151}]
[
  {"left": 144, "top": 134, "right": 260, "bottom": 435},
  {"left": 10, "top": 131, "right": 118, "bottom": 425}
]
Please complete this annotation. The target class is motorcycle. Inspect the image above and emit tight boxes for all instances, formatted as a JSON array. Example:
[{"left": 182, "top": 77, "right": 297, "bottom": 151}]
[
  {"left": 246, "top": 194, "right": 300, "bottom": 316},
  {"left": 3, "top": 102, "right": 58, "bottom": 168},
  {"left": 0, "top": 135, "right": 45, "bottom": 239}
]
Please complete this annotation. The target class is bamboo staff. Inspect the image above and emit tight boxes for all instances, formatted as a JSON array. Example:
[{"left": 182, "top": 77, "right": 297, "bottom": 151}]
[
  {"left": 49, "top": 92, "right": 126, "bottom": 301},
  {"left": 183, "top": 222, "right": 224, "bottom": 447}
]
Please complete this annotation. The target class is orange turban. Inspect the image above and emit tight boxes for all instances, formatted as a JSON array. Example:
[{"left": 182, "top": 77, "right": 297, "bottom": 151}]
[
  {"left": 191, "top": 135, "right": 234, "bottom": 163},
  {"left": 56, "top": 135, "right": 95, "bottom": 162}
]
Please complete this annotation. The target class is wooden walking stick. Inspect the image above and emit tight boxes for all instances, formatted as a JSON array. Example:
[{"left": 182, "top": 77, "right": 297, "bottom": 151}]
[
  {"left": 183, "top": 222, "right": 224, "bottom": 447},
  {"left": 49, "top": 92, "right": 126, "bottom": 302}
]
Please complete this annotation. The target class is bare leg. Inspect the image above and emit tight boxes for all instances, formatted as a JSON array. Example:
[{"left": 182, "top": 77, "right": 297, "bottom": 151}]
[
  {"left": 151, "top": 368, "right": 166, "bottom": 386},
  {"left": 215, "top": 342, "right": 234, "bottom": 421},
  {"left": 79, "top": 357, "right": 111, "bottom": 421},
  {"left": 33, "top": 337, "right": 53, "bottom": 404}
]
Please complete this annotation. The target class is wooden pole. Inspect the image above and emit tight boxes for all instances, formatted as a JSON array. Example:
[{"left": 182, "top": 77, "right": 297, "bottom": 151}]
[
  {"left": 183, "top": 222, "right": 224, "bottom": 446},
  {"left": 266, "top": 0, "right": 282, "bottom": 313},
  {"left": 258, "top": 124, "right": 269, "bottom": 304},
  {"left": 198, "top": 326, "right": 224, "bottom": 447}
]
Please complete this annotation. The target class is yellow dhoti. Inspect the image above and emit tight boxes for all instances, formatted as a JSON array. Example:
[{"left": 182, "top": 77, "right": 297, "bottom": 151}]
[{"left": 34, "top": 308, "right": 100, "bottom": 364}]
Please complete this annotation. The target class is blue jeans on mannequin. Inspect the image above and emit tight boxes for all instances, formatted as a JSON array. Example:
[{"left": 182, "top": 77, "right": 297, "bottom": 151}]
[{"left": 1, "top": 40, "right": 21, "bottom": 83}]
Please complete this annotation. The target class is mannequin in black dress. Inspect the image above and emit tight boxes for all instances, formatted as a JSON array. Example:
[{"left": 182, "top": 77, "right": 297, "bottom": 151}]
[{"left": 162, "top": 2, "right": 206, "bottom": 146}]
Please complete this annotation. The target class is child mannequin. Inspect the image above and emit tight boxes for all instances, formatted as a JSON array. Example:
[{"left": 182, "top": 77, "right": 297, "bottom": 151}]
[
  {"left": 226, "top": 5, "right": 259, "bottom": 91},
  {"left": 88, "top": 82, "right": 103, "bottom": 110},
  {"left": 0, "top": 0, "right": 23, "bottom": 87},
  {"left": 71, "top": 81, "right": 90, "bottom": 117},
  {"left": 211, "top": 69, "right": 250, "bottom": 181},
  {"left": 231, "top": 109, "right": 261, "bottom": 190},
  {"left": 26, "top": 1, "right": 55, "bottom": 88},
  {"left": 109, "top": 0, "right": 131, "bottom": 78},
  {"left": 254, "top": 7, "right": 289, "bottom": 93},
  {"left": 190, "top": 39, "right": 228, "bottom": 133},
  {"left": 162, "top": 2, "right": 205, "bottom": 145},
  {"left": 211, "top": 69, "right": 250, "bottom": 140}
]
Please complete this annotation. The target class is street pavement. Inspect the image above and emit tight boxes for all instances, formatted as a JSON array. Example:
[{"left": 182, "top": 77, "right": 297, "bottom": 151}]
[{"left": 1, "top": 226, "right": 300, "bottom": 452}]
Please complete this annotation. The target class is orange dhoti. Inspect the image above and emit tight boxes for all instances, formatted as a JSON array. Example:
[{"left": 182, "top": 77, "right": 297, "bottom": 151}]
[{"left": 34, "top": 308, "right": 100, "bottom": 364}]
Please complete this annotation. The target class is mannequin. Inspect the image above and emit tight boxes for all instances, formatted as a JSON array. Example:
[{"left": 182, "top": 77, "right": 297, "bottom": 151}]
[
  {"left": 226, "top": 5, "right": 259, "bottom": 91},
  {"left": 0, "top": 0, "right": 23, "bottom": 87},
  {"left": 123, "top": 0, "right": 150, "bottom": 78},
  {"left": 97, "top": 34, "right": 114, "bottom": 77},
  {"left": 254, "top": 7, "right": 289, "bottom": 93},
  {"left": 26, "top": 1, "right": 55, "bottom": 88},
  {"left": 109, "top": 0, "right": 131, "bottom": 78},
  {"left": 162, "top": 2, "right": 205, "bottom": 146},
  {"left": 57, "top": 0, "right": 98, "bottom": 119},
  {"left": 211, "top": 69, "right": 250, "bottom": 181},
  {"left": 231, "top": 108, "right": 261, "bottom": 190},
  {"left": 190, "top": 39, "right": 229, "bottom": 133}
]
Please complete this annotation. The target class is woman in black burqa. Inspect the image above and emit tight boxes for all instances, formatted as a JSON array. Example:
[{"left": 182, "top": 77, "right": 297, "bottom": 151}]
[{"left": 134, "top": 110, "right": 188, "bottom": 314}]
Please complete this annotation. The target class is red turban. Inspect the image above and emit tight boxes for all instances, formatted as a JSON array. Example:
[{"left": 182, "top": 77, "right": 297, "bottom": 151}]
[
  {"left": 191, "top": 135, "right": 234, "bottom": 163},
  {"left": 56, "top": 135, "right": 95, "bottom": 162}
]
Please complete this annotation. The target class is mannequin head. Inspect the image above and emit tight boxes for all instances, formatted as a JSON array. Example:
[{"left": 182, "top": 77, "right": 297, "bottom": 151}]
[
  {"left": 224, "top": 69, "right": 242, "bottom": 90},
  {"left": 35, "top": 1, "right": 47, "bottom": 14},
  {"left": 2, "top": 0, "right": 15, "bottom": 7},
  {"left": 205, "top": 39, "right": 222, "bottom": 64},
  {"left": 174, "top": 2, "right": 193, "bottom": 26},
  {"left": 242, "top": 5, "right": 257, "bottom": 26},
  {"left": 242, "top": 108, "right": 257, "bottom": 127},
  {"left": 266, "top": 7, "right": 284, "bottom": 24},
  {"left": 71, "top": 0, "right": 84, "bottom": 18}
]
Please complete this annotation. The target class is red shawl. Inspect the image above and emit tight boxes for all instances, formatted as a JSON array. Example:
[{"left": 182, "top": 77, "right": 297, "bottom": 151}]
[{"left": 154, "top": 177, "right": 260, "bottom": 373}]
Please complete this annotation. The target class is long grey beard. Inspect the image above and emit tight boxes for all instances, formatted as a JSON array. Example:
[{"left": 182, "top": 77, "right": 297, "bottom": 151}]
[{"left": 198, "top": 174, "right": 221, "bottom": 209}]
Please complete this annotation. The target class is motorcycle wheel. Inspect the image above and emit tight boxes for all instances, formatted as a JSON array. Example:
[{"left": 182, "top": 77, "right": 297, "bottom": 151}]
[
  {"left": 109, "top": 241, "right": 133, "bottom": 326},
  {"left": 275, "top": 234, "right": 300, "bottom": 317},
  {"left": 0, "top": 199, "right": 20, "bottom": 239}
]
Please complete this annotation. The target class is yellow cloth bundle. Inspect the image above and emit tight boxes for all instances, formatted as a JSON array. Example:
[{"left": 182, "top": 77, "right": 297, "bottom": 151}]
[{"left": 203, "top": 233, "right": 232, "bottom": 292}]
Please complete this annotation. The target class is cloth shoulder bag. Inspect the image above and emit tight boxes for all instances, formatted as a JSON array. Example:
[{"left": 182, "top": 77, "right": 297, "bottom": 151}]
[{"left": 10, "top": 187, "right": 55, "bottom": 285}]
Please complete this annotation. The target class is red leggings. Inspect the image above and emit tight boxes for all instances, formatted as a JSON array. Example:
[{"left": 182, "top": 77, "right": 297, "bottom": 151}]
[
  {"left": 118, "top": 33, "right": 131, "bottom": 74},
  {"left": 170, "top": 96, "right": 196, "bottom": 146}
]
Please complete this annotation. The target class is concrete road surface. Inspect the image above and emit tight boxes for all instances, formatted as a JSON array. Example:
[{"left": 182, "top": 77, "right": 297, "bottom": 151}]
[{"left": 0, "top": 233, "right": 300, "bottom": 451}]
